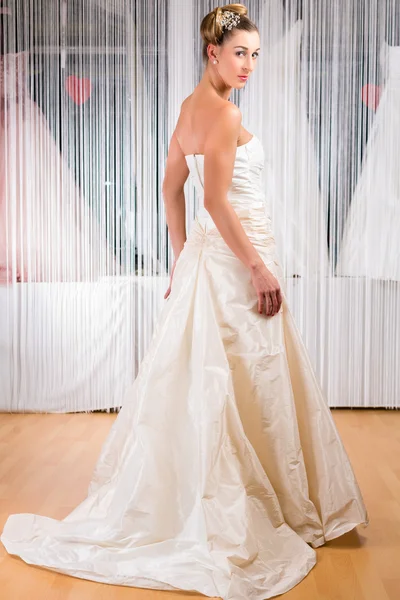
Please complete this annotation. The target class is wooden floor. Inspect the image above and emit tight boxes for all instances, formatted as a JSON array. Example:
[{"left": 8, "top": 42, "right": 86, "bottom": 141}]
[{"left": 0, "top": 409, "right": 399, "bottom": 600}]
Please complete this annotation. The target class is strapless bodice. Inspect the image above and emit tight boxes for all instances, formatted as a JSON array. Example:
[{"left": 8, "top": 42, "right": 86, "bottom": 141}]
[{"left": 185, "top": 135, "right": 275, "bottom": 250}]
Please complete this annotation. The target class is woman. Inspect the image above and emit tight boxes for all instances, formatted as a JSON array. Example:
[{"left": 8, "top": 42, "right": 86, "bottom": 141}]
[{"left": 1, "top": 5, "right": 368, "bottom": 599}]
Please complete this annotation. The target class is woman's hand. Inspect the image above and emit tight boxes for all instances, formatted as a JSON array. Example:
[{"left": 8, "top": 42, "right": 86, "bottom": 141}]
[
  {"left": 250, "top": 261, "right": 282, "bottom": 317},
  {"left": 164, "top": 260, "right": 177, "bottom": 299}
]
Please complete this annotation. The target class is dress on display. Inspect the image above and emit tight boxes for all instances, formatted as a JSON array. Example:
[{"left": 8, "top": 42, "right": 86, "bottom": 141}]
[
  {"left": 243, "top": 21, "right": 329, "bottom": 278},
  {"left": 1, "top": 135, "right": 368, "bottom": 599},
  {"left": 0, "top": 52, "right": 110, "bottom": 283},
  {"left": 336, "top": 43, "right": 400, "bottom": 280}
]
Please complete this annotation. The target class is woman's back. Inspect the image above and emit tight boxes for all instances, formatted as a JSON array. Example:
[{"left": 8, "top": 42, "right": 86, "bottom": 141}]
[{"left": 175, "top": 92, "right": 253, "bottom": 156}]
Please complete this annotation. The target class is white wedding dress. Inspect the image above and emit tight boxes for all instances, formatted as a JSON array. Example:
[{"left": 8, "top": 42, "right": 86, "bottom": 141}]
[
  {"left": 1, "top": 135, "right": 368, "bottom": 599},
  {"left": 336, "top": 43, "right": 400, "bottom": 280},
  {"left": 0, "top": 52, "right": 111, "bottom": 283}
]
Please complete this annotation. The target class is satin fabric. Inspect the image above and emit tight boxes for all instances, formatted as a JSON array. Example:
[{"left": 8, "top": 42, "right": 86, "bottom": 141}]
[{"left": 1, "top": 135, "right": 368, "bottom": 599}]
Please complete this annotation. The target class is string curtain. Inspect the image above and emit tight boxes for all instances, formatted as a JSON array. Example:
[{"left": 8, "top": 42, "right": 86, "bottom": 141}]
[{"left": 0, "top": 0, "right": 398, "bottom": 411}]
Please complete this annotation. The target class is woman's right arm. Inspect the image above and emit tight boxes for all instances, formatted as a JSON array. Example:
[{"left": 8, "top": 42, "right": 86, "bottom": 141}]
[{"left": 203, "top": 104, "right": 282, "bottom": 317}]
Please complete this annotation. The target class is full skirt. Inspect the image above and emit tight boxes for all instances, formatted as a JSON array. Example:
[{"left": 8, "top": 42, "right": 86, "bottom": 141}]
[{"left": 1, "top": 219, "right": 368, "bottom": 599}]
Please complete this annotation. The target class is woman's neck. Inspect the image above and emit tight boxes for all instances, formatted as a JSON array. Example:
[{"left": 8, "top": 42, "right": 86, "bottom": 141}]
[{"left": 198, "top": 64, "right": 232, "bottom": 101}]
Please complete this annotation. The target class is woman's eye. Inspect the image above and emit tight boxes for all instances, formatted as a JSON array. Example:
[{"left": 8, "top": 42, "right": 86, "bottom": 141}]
[{"left": 236, "top": 51, "right": 259, "bottom": 58}]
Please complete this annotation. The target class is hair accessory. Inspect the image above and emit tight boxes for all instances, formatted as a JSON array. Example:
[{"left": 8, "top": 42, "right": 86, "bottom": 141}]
[{"left": 217, "top": 10, "right": 241, "bottom": 32}]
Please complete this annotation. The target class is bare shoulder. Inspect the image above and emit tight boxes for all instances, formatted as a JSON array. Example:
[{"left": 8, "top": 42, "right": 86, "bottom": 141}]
[
  {"left": 214, "top": 101, "right": 242, "bottom": 133},
  {"left": 174, "top": 94, "right": 193, "bottom": 137},
  {"left": 220, "top": 100, "right": 241, "bottom": 120},
  {"left": 205, "top": 101, "right": 242, "bottom": 153},
  {"left": 180, "top": 94, "right": 193, "bottom": 111}
]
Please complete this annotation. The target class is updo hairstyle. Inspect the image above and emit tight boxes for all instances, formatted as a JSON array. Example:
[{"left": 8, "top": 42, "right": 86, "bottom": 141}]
[{"left": 200, "top": 4, "right": 258, "bottom": 63}]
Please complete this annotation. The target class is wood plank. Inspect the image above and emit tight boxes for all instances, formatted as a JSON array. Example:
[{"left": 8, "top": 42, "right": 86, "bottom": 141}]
[{"left": 0, "top": 410, "right": 398, "bottom": 599}]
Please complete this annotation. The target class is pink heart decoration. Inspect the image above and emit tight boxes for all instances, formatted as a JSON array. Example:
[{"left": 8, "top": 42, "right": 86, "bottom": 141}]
[
  {"left": 65, "top": 75, "right": 92, "bottom": 106},
  {"left": 361, "top": 84, "right": 382, "bottom": 111}
]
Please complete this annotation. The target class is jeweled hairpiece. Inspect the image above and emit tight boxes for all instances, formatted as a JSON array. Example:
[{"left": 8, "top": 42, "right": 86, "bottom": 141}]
[{"left": 217, "top": 10, "right": 241, "bottom": 32}]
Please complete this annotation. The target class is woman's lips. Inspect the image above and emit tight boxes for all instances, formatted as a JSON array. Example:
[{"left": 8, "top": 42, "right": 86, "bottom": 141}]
[{"left": 238, "top": 76, "right": 248, "bottom": 81}]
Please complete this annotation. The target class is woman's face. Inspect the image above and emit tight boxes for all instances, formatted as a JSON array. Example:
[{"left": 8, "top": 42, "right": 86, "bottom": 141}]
[{"left": 213, "top": 29, "right": 261, "bottom": 89}]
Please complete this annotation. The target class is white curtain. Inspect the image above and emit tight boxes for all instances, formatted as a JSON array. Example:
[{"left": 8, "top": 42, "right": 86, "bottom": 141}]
[{"left": 0, "top": 0, "right": 399, "bottom": 411}]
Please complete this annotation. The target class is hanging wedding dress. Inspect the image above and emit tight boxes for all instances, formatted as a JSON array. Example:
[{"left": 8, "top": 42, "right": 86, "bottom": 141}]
[
  {"left": 336, "top": 43, "right": 400, "bottom": 280},
  {"left": 1, "top": 135, "right": 368, "bottom": 599},
  {"left": 0, "top": 52, "right": 111, "bottom": 283}
]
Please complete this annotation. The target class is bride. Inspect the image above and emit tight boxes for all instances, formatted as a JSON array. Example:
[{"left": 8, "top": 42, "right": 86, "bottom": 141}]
[{"left": 1, "top": 4, "right": 368, "bottom": 599}]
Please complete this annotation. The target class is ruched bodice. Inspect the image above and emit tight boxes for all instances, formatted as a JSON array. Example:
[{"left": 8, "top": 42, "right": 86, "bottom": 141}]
[{"left": 185, "top": 135, "right": 276, "bottom": 250}]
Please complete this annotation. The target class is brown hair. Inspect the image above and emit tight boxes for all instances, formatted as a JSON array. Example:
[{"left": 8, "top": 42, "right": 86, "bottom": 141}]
[{"left": 200, "top": 4, "right": 258, "bottom": 63}]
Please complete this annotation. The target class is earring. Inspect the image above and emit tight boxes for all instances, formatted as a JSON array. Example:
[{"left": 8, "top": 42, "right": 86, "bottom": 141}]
[{"left": 213, "top": 59, "right": 218, "bottom": 64}]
